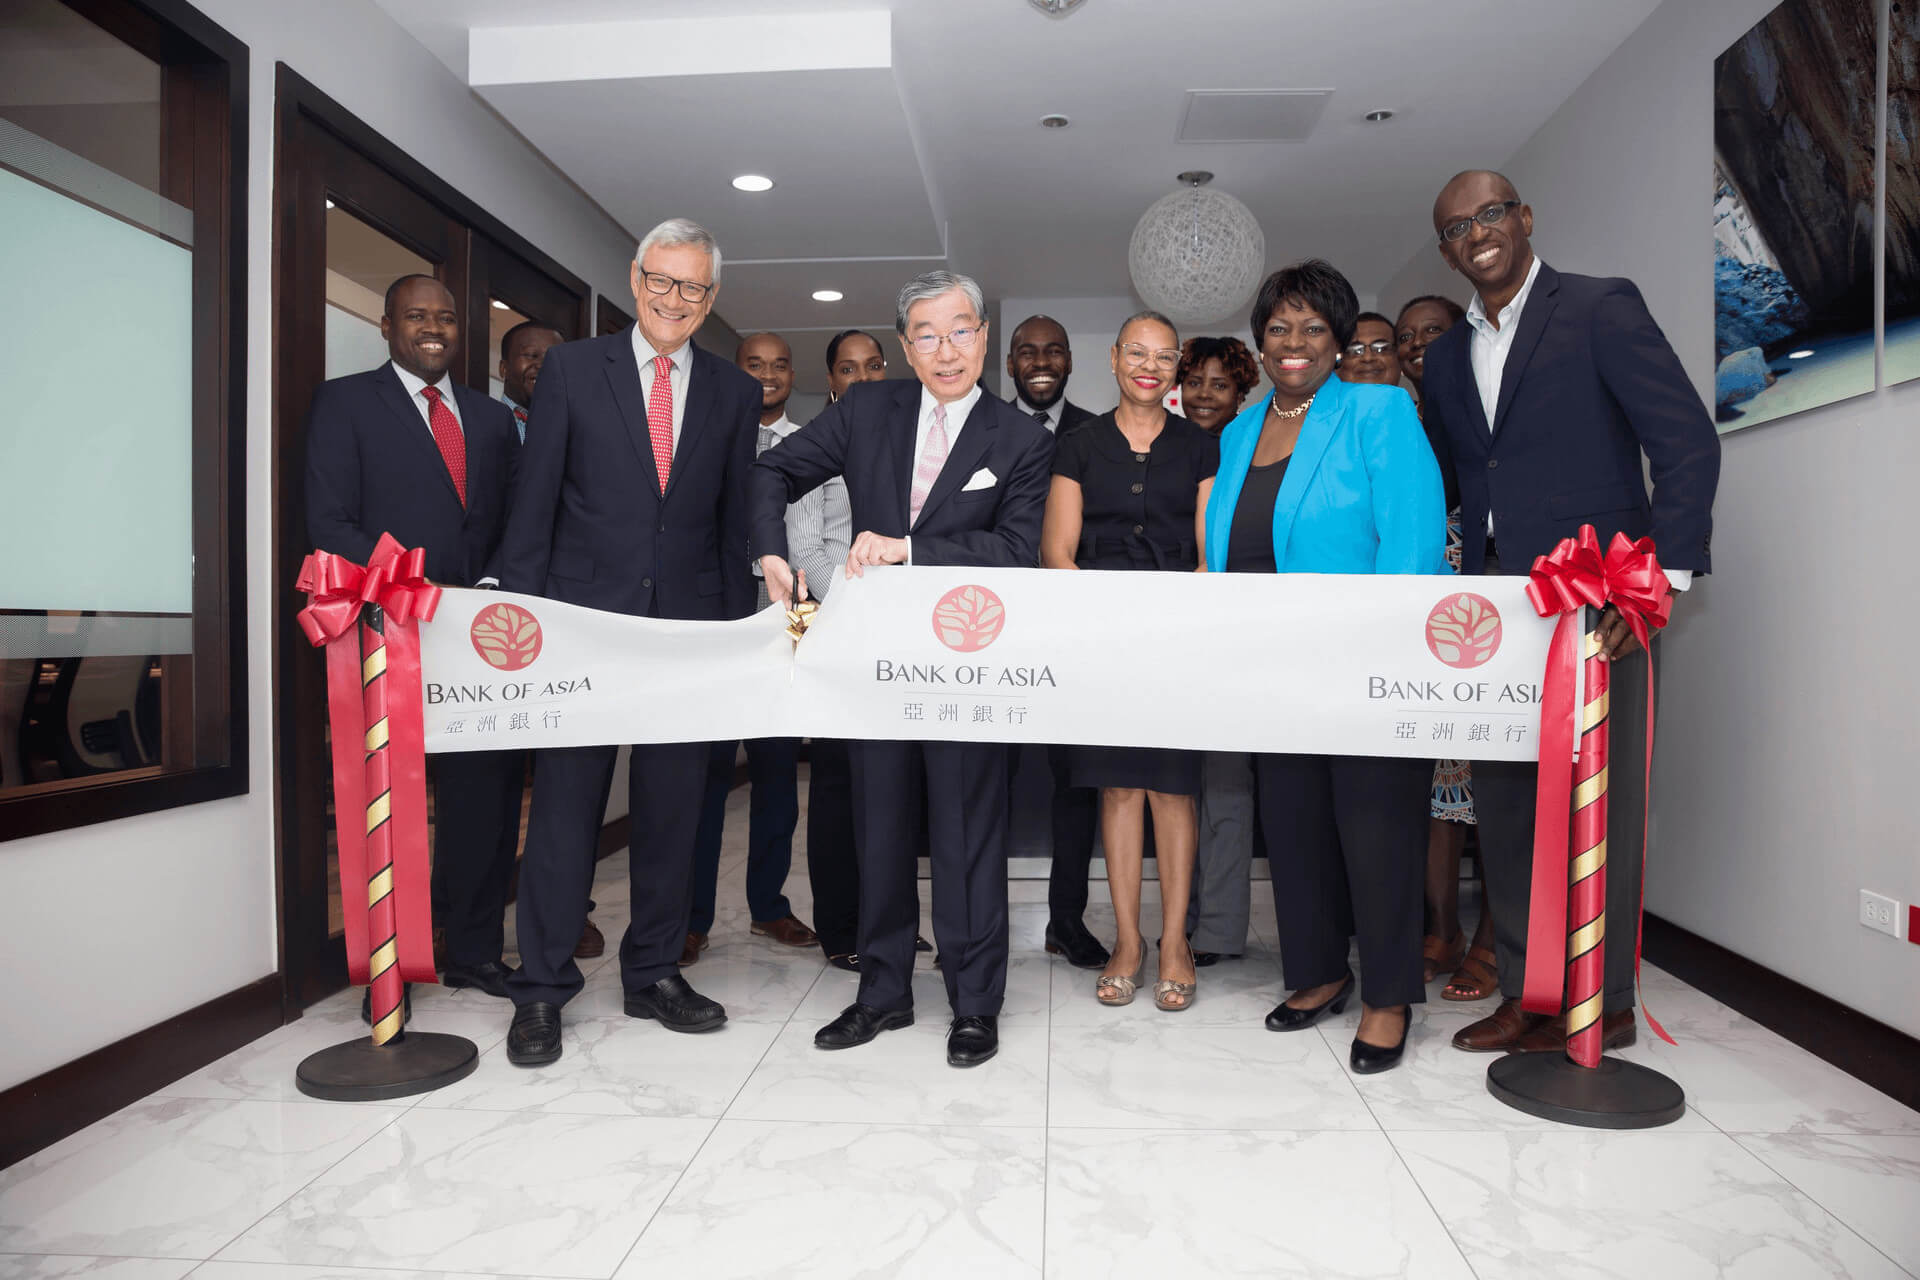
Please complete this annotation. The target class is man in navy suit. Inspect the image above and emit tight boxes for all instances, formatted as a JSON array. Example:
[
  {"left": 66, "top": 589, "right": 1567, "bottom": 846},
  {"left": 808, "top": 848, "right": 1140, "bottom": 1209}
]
[
  {"left": 304, "top": 274, "right": 524, "bottom": 1005},
  {"left": 753, "top": 270, "right": 1054, "bottom": 1068},
  {"left": 1418, "top": 171, "right": 1721, "bottom": 1055},
  {"left": 496, "top": 219, "right": 761, "bottom": 1066}
]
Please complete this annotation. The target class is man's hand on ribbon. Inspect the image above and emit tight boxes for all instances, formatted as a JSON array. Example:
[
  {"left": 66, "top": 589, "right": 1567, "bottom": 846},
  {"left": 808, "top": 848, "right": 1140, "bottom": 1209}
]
[
  {"left": 1596, "top": 603, "right": 1654, "bottom": 660},
  {"left": 847, "top": 530, "right": 909, "bottom": 578},
  {"left": 761, "top": 554, "right": 808, "bottom": 610}
]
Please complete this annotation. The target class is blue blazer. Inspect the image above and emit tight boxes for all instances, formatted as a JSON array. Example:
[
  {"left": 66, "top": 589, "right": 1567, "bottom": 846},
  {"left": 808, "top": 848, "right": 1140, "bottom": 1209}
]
[
  {"left": 1420, "top": 264, "right": 1719, "bottom": 575},
  {"left": 1204, "top": 374, "right": 1445, "bottom": 575}
]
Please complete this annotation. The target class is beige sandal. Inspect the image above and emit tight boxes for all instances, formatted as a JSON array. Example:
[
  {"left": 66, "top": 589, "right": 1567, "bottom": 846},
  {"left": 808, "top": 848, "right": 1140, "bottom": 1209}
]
[
  {"left": 1154, "top": 978, "right": 1197, "bottom": 1011},
  {"left": 1095, "top": 944, "right": 1148, "bottom": 1006}
]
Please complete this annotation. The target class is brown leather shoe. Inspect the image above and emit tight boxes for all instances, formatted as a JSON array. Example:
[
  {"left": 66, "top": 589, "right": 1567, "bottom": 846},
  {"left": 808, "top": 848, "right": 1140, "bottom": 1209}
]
[
  {"left": 573, "top": 917, "right": 605, "bottom": 959},
  {"left": 679, "top": 931, "right": 708, "bottom": 967},
  {"left": 1507, "top": 1008, "right": 1638, "bottom": 1054},
  {"left": 751, "top": 914, "right": 819, "bottom": 947},
  {"left": 1452, "top": 997, "right": 1550, "bottom": 1052}
]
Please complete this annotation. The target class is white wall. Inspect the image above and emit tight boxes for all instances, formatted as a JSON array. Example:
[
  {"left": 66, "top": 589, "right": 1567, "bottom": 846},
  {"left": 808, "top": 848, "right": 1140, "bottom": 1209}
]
[
  {"left": 1378, "top": 0, "right": 1919, "bottom": 1037},
  {"left": 0, "top": 0, "right": 640, "bottom": 1092}
]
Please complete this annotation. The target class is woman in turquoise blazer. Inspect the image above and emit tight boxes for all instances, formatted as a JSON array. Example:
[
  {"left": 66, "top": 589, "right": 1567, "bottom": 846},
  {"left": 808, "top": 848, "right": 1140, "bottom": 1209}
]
[{"left": 1202, "top": 260, "right": 1445, "bottom": 1076}]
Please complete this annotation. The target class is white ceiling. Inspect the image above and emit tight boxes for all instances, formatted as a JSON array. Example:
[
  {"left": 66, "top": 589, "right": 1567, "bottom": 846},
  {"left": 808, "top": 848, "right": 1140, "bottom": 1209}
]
[{"left": 375, "top": 0, "right": 1663, "bottom": 390}]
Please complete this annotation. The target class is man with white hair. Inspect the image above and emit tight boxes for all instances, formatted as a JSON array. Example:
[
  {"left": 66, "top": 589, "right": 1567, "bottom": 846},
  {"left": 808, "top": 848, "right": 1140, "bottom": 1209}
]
[
  {"left": 753, "top": 270, "right": 1055, "bottom": 1068},
  {"left": 496, "top": 218, "right": 761, "bottom": 1066}
]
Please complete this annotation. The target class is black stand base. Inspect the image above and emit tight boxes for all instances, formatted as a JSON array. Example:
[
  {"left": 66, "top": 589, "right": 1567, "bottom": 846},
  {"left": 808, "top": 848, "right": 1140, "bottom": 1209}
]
[
  {"left": 1487, "top": 1051, "right": 1686, "bottom": 1129},
  {"left": 295, "top": 1031, "right": 478, "bottom": 1102}
]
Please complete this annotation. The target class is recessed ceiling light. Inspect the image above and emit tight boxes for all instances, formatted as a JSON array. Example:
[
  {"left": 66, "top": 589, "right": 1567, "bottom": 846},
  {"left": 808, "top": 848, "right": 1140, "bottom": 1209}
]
[
  {"left": 491, "top": 299, "right": 510, "bottom": 310},
  {"left": 811, "top": 289, "right": 844, "bottom": 302},
  {"left": 325, "top": 198, "right": 335, "bottom": 209},
  {"left": 1788, "top": 348, "right": 1815, "bottom": 359},
  {"left": 1363, "top": 109, "right": 1395, "bottom": 123},
  {"left": 731, "top": 174, "right": 775, "bottom": 192},
  {"left": 1041, "top": 113, "right": 1070, "bottom": 129}
]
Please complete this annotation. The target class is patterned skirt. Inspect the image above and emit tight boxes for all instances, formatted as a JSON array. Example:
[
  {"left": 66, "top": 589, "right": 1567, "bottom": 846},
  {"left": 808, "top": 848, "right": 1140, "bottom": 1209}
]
[{"left": 1431, "top": 759, "right": 1475, "bottom": 824}]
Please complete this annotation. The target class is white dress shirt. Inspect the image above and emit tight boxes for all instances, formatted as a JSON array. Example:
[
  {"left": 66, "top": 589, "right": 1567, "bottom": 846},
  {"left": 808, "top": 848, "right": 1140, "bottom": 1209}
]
[
  {"left": 902, "top": 382, "right": 983, "bottom": 564},
  {"left": 390, "top": 360, "right": 463, "bottom": 438},
  {"left": 630, "top": 329, "right": 691, "bottom": 453},
  {"left": 1465, "top": 257, "right": 1690, "bottom": 591}
]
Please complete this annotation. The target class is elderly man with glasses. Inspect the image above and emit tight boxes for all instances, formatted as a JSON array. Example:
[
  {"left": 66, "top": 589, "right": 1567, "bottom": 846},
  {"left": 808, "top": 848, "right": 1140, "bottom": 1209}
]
[
  {"left": 751, "top": 269, "right": 1055, "bottom": 1068},
  {"left": 494, "top": 218, "right": 763, "bottom": 1068}
]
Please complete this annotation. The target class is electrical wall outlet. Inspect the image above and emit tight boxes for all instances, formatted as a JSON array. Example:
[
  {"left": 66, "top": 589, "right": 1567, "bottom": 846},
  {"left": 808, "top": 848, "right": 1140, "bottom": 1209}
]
[{"left": 1859, "top": 890, "right": 1901, "bottom": 938}]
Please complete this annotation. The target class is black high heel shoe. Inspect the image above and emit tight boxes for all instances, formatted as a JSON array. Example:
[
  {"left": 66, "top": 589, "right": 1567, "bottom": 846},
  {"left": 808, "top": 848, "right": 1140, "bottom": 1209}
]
[
  {"left": 1264, "top": 971, "right": 1355, "bottom": 1031},
  {"left": 1350, "top": 1007, "right": 1411, "bottom": 1074}
]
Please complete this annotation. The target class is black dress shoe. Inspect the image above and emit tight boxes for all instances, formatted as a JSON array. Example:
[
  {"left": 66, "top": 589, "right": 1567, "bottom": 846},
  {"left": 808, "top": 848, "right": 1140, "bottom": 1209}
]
[
  {"left": 946, "top": 1015, "right": 999, "bottom": 1068},
  {"left": 623, "top": 974, "right": 727, "bottom": 1033},
  {"left": 441, "top": 959, "right": 511, "bottom": 999},
  {"left": 815, "top": 1002, "right": 913, "bottom": 1049},
  {"left": 360, "top": 983, "right": 412, "bottom": 1027},
  {"left": 1192, "top": 951, "right": 1241, "bottom": 968},
  {"left": 1044, "top": 918, "right": 1111, "bottom": 969},
  {"left": 1264, "top": 971, "right": 1355, "bottom": 1032},
  {"left": 1351, "top": 1011, "right": 1411, "bottom": 1075},
  {"left": 914, "top": 934, "right": 934, "bottom": 953},
  {"left": 827, "top": 953, "right": 860, "bottom": 972},
  {"left": 506, "top": 1001, "right": 562, "bottom": 1067}
]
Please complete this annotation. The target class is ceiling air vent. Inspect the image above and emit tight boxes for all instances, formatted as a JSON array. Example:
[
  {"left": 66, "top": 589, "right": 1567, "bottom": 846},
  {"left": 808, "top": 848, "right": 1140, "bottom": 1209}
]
[{"left": 1178, "top": 90, "right": 1334, "bottom": 143}]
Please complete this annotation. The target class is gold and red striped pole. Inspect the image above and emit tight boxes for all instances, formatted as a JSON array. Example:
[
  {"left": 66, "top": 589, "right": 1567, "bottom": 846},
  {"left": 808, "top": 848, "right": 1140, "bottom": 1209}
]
[
  {"left": 361, "top": 606, "right": 405, "bottom": 1046},
  {"left": 1564, "top": 608, "right": 1611, "bottom": 1069}
]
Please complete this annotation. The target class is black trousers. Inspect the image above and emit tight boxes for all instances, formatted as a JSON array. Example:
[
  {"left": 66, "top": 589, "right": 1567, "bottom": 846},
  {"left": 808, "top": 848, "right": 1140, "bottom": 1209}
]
[
  {"left": 1007, "top": 743, "right": 1099, "bottom": 922},
  {"left": 850, "top": 739, "right": 1009, "bottom": 1017},
  {"left": 1475, "top": 641, "right": 1655, "bottom": 1013},
  {"left": 806, "top": 737, "right": 860, "bottom": 957},
  {"left": 428, "top": 749, "right": 526, "bottom": 969},
  {"left": 506, "top": 741, "right": 707, "bottom": 1007},
  {"left": 1255, "top": 753, "right": 1429, "bottom": 1009}
]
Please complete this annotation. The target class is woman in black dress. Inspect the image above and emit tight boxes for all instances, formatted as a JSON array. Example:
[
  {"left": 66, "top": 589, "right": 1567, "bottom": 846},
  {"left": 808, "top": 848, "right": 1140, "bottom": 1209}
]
[{"left": 1040, "top": 311, "right": 1219, "bottom": 1011}]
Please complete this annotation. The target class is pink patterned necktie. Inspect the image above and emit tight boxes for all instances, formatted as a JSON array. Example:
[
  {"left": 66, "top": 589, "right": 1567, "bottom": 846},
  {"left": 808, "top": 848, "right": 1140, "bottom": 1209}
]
[
  {"left": 646, "top": 353, "right": 674, "bottom": 492},
  {"left": 418, "top": 386, "right": 467, "bottom": 507},
  {"left": 908, "top": 402, "right": 950, "bottom": 526}
]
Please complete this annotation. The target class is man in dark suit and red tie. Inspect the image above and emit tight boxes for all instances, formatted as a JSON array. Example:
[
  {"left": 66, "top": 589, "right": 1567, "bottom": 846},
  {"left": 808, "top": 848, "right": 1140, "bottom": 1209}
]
[
  {"left": 1417, "top": 171, "right": 1720, "bottom": 1056},
  {"left": 753, "top": 270, "right": 1054, "bottom": 1068},
  {"left": 304, "top": 273, "right": 524, "bottom": 1009},
  {"left": 496, "top": 219, "right": 761, "bottom": 1067}
]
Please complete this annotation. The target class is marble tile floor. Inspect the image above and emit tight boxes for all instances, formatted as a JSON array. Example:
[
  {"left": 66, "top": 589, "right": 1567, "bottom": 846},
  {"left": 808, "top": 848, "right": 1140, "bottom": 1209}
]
[{"left": 3, "top": 789, "right": 1917, "bottom": 1278}]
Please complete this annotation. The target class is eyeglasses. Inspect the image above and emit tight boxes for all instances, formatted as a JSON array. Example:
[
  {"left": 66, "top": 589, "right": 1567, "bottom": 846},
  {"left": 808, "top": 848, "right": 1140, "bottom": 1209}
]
[
  {"left": 640, "top": 271, "right": 713, "bottom": 303},
  {"left": 907, "top": 325, "right": 982, "bottom": 355},
  {"left": 1118, "top": 343, "right": 1180, "bottom": 371},
  {"left": 1439, "top": 200, "right": 1522, "bottom": 244},
  {"left": 1344, "top": 340, "right": 1393, "bottom": 357}
]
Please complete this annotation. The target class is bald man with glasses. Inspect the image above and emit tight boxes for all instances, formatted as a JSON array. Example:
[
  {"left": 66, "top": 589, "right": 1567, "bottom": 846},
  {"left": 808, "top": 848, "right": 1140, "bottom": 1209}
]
[{"left": 751, "top": 269, "right": 1054, "bottom": 1069}]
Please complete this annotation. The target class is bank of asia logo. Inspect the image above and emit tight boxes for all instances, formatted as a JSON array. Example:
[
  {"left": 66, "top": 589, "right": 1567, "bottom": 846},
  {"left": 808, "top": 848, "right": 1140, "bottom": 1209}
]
[
  {"left": 1424, "top": 592, "right": 1502, "bottom": 669},
  {"left": 470, "top": 602, "right": 543, "bottom": 672},
  {"left": 932, "top": 584, "right": 1006, "bottom": 653}
]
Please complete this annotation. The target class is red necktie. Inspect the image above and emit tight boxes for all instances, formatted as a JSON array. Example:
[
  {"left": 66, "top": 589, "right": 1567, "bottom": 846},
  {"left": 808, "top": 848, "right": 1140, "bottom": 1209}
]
[
  {"left": 647, "top": 353, "right": 674, "bottom": 491},
  {"left": 419, "top": 385, "right": 467, "bottom": 507}
]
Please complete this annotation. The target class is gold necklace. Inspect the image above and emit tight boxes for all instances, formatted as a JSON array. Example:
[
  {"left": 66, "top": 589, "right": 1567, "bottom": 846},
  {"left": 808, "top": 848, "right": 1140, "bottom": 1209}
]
[{"left": 1269, "top": 392, "right": 1315, "bottom": 420}]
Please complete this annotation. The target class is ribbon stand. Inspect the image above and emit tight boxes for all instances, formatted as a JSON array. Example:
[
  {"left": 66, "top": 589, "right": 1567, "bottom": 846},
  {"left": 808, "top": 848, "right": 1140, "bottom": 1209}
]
[
  {"left": 1486, "top": 529, "right": 1684, "bottom": 1128},
  {"left": 292, "top": 538, "right": 478, "bottom": 1102}
]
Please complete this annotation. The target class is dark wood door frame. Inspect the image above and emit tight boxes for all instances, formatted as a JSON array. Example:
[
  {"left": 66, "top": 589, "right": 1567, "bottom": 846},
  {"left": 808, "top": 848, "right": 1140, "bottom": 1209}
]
[{"left": 271, "top": 67, "right": 594, "bottom": 1011}]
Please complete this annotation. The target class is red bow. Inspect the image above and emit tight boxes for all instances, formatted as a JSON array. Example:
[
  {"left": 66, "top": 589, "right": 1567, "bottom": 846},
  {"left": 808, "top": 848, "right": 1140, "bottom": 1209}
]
[
  {"left": 1521, "top": 525, "right": 1675, "bottom": 1044},
  {"left": 296, "top": 533, "right": 442, "bottom": 646},
  {"left": 293, "top": 533, "right": 440, "bottom": 989}
]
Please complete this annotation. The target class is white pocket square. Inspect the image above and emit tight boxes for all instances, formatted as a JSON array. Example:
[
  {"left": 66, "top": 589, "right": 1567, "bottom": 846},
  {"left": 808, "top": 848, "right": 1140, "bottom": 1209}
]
[{"left": 961, "top": 467, "right": 997, "bottom": 492}]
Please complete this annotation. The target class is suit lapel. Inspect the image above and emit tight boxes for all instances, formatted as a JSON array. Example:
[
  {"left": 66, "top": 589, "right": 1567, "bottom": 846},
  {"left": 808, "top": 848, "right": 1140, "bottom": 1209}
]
[
  {"left": 665, "top": 346, "right": 714, "bottom": 503},
  {"left": 1449, "top": 331, "right": 1492, "bottom": 439},
  {"left": 1491, "top": 263, "right": 1558, "bottom": 438},
  {"left": 911, "top": 393, "right": 997, "bottom": 532},
  {"left": 604, "top": 331, "right": 665, "bottom": 495},
  {"left": 374, "top": 365, "right": 462, "bottom": 509},
  {"left": 890, "top": 383, "right": 918, "bottom": 529}
]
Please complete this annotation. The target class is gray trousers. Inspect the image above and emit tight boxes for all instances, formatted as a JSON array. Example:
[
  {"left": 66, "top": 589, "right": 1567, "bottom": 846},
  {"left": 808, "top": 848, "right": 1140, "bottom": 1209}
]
[{"left": 1186, "top": 750, "right": 1255, "bottom": 953}]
